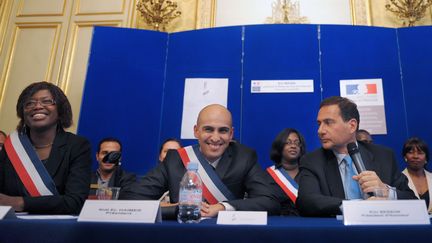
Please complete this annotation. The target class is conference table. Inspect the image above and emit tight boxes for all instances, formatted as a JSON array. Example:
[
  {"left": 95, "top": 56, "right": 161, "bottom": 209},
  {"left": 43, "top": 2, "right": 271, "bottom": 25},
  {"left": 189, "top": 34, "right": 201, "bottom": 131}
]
[{"left": 0, "top": 216, "right": 431, "bottom": 242}]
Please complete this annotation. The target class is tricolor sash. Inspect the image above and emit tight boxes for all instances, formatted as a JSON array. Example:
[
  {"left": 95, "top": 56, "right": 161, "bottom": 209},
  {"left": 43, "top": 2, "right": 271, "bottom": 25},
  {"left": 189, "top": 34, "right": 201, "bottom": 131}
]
[
  {"left": 178, "top": 145, "right": 236, "bottom": 204},
  {"left": 266, "top": 165, "right": 298, "bottom": 204},
  {"left": 4, "top": 131, "right": 58, "bottom": 197}
]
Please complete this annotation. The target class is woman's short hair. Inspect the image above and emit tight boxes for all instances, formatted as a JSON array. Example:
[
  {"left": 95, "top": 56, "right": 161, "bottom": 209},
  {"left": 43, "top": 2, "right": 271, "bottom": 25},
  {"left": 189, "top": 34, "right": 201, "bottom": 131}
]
[
  {"left": 16, "top": 81, "right": 72, "bottom": 132},
  {"left": 402, "top": 137, "right": 429, "bottom": 162},
  {"left": 270, "top": 128, "right": 306, "bottom": 167}
]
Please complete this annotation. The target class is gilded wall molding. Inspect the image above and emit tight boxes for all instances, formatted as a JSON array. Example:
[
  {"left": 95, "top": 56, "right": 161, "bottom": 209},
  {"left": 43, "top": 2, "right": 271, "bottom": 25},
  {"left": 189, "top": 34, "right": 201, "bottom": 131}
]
[
  {"left": 75, "top": 0, "right": 126, "bottom": 16},
  {"left": 369, "top": 0, "right": 432, "bottom": 27},
  {"left": 134, "top": 0, "right": 201, "bottom": 32},
  {"left": 351, "top": 0, "right": 371, "bottom": 25},
  {"left": 16, "top": 0, "right": 67, "bottom": 17},
  {"left": 196, "top": 0, "right": 215, "bottom": 29}
]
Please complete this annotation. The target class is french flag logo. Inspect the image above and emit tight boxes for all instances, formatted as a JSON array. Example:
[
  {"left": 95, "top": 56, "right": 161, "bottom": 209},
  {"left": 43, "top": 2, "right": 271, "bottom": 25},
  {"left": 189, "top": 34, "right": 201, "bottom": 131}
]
[{"left": 346, "top": 84, "right": 377, "bottom": 95}]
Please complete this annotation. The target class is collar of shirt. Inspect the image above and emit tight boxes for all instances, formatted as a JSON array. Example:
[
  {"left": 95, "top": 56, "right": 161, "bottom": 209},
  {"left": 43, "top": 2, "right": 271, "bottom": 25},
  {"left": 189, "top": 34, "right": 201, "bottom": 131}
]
[
  {"left": 332, "top": 141, "right": 359, "bottom": 166},
  {"left": 96, "top": 169, "right": 109, "bottom": 187},
  {"left": 207, "top": 157, "right": 221, "bottom": 168}
]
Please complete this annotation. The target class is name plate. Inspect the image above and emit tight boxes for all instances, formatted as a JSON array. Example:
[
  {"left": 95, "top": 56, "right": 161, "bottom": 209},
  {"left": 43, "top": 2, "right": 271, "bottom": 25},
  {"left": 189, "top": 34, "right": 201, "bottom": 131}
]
[
  {"left": 0, "top": 206, "right": 16, "bottom": 220},
  {"left": 217, "top": 211, "right": 267, "bottom": 225},
  {"left": 78, "top": 200, "right": 161, "bottom": 223},
  {"left": 342, "top": 200, "right": 430, "bottom": 225}
]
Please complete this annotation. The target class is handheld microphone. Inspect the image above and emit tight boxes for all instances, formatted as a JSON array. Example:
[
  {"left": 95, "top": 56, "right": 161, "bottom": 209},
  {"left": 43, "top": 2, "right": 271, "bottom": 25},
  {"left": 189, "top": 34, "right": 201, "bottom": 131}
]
[
  {"left": 102, "top": 151, "right": 122, "bottom": 166},
  {"left": 347, "top": 142, "right": 366, "bottom": 173}
]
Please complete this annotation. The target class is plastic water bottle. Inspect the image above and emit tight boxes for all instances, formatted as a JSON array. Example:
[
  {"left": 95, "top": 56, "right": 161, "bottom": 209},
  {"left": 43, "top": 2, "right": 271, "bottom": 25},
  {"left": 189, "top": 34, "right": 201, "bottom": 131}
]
[{"left": 177, "top": 162, "right": 202, "bottom": 223}]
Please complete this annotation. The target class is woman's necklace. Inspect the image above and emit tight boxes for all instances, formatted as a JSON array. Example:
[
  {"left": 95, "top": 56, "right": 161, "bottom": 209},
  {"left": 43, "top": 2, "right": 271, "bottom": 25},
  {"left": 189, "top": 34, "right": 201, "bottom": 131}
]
[{"left": 33, "top": 143, "right": 53, "bottom": 149}]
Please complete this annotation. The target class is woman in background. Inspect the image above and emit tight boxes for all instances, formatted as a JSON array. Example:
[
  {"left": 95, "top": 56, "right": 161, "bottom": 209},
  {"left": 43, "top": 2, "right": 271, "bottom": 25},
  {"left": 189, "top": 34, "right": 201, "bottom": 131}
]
[
  {"left": 402, "top": 137, "right": 432, "bottom": 213},
  {"left": 267, "top": 128, "right": 306, "bottom": 216}
]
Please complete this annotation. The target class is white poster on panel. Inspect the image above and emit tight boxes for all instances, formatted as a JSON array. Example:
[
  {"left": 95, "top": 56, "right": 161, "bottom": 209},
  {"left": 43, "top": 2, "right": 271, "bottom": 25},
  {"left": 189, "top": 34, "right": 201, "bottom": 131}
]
[
  {"left": 339, "top": 78, "right": 387, "bottom": 134},
  {"left": 181, "top": 78, "right": 228, "bottom": 139}
]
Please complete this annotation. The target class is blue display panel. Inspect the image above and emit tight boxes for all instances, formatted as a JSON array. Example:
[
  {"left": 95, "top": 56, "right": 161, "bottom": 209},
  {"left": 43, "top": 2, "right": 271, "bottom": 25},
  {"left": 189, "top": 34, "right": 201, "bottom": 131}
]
[
  {"left": 398, "top": 26, "right": 432, "bottom": 159},
  {"left": 78, "top": 27, "right": 168, "bottom": 174},
  {"left": 242, "top": 25, "right": 322, "bottom": 168},
  {"left": 320, "top": 25, "right": 407, "bottom": 167},
  {"left": 160, "top": 27, "right": 243, "bottom": 148},
  {"left": 78, "top": 25, "right": 432, "bottom": 174}
]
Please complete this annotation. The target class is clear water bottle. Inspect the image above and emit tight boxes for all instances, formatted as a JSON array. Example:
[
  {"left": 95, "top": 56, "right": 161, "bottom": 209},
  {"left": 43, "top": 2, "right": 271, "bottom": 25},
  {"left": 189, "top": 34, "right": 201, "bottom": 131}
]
[{"left": 177, "top": 162, "right": 202, "bottom": 223}]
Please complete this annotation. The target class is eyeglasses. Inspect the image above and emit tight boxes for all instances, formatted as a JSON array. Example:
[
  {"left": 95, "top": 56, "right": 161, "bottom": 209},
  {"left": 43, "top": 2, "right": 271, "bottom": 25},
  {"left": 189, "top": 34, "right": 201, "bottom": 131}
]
[
  {"left": 285, "top": 140, "right": 301, "bottom": 147},
  {"left": 24, "top": 99, "right": 56, "bottom": 109}
]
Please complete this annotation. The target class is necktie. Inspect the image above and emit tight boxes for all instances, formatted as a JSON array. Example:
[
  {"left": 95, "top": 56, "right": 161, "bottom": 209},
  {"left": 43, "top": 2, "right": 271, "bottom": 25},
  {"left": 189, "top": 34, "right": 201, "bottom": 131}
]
[{"left": 344, "top": 156, "right": 362, "bottom": 199}]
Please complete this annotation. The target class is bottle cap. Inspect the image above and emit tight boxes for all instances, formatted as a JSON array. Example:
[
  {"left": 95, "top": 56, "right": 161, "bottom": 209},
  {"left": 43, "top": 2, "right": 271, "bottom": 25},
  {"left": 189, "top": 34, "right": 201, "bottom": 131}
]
[{"left": 187, "top": 162, "right": 198, "bottom": 170}]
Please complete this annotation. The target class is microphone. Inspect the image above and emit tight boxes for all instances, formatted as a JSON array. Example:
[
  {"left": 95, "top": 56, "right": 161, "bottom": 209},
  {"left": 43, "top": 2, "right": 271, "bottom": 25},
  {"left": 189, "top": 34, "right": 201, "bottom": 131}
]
[
  {"left": 102, "top": 151, "right": 122, "bottom": 166},
  {"left": 347, "top": 142, "right": 366, "bottom": 173}
]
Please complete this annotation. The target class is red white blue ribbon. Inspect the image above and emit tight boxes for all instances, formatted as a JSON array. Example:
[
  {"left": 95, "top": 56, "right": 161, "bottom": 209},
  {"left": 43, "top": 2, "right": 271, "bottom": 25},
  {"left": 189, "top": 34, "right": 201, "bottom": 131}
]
[
  {"left": 4, "top": 131, "right": 58, "bottom": 197},
  {"left": 178, "top": 145, "right": 235, "bottom": 204},
  {"left": 266, "top": 165, "right": 298, "bottom": 203}
]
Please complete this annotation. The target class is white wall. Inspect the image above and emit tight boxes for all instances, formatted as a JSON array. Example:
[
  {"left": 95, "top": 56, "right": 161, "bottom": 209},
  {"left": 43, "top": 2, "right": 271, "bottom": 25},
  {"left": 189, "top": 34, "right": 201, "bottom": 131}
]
[{"left": 215, "top": 0, "right": 352, "bottom": 27}]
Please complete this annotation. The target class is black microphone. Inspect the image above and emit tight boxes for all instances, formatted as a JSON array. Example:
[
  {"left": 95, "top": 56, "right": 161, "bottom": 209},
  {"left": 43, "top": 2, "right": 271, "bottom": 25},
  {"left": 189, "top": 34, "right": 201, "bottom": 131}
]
[
  {"left": 102, "top": 151, "right": 122, "bottom": 166},
  {"left": 347, "top": 142, "right": 366, "bottom": 173}
]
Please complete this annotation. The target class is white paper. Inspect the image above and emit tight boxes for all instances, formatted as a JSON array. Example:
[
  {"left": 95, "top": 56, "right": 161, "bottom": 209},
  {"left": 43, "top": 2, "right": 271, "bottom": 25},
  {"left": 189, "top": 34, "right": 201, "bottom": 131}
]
[
  {"left": 17, "top": 215, "right": 78, "bottom": 220},
  {"left": 251, "top": 79, "right": 314, "bottom": 93},
  {"left": 78, "top": 200, "right": 161, "bottom": 223},
  {"left": 340, "top": 78, "right": 387, "bottom": 134},
  {"left": 181, "top": 78, "right": 228, "bottom": 139},
  {"left": 342, "top": 200, "right": 430, "bottom": 225},
  {"left": 217, "top": 211, "right": 267, "bottom": 225},
  {"left": 0, "top": 206, "right": 16, "bottom": 219}
]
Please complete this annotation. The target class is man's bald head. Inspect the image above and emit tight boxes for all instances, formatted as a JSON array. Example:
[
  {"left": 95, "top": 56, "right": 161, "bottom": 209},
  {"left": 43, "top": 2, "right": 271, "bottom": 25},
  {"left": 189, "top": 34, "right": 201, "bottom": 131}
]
[{"left": 196, "top": 104, "right": 232, "bottom": 127}]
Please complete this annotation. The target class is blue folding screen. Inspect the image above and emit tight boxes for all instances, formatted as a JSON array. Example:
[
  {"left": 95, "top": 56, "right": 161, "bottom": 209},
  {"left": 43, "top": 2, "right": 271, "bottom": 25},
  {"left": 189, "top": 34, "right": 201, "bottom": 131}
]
[
  {"left": 79, "top": 25, "right": 432, "bottom": 175},
  {"left": 79, "top": 27, "right": 168, "bottom": 173},
  {"left": 241, "top": 25, "right": 322, "bottom": 167},
  {"left": 397, "top": 26, "right": 432, "bottom": 150}
]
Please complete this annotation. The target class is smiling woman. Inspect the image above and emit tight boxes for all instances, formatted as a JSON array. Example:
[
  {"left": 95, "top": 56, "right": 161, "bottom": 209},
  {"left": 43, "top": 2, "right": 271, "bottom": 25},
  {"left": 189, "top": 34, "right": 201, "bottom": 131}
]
[{"left": 0, "top": 81, "right": 92, "bottom": 215}]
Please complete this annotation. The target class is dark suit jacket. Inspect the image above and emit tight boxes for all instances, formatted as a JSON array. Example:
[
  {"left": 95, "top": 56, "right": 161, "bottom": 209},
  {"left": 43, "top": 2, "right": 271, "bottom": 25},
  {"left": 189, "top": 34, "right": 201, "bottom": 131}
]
[
  {"left": 122, "top": 142, "right": 280, "bottom": 214},
  {"left": 265, "top": 169, "right": 299, "bottom": 216},
  {"left": 0, "top": 130, "right": 92, "bottom": 215},
  {"left": 89, "top": 167, "right": 136, "bottom": 198},
  {"left": 297, "top": 142, "right": 415, "bottom": 217}
]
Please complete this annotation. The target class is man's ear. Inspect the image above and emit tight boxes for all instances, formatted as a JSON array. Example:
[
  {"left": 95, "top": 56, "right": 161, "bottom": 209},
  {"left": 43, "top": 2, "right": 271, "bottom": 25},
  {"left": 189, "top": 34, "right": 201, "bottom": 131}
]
[
  {"left": 230, "top": 126, "right": 234, "bottom": 140},
  {"left": 193, "top": 124, "right": 199, "bottom": 139},
  {"left": 349, "top": 118, "right": 358, "bottom": 133}
]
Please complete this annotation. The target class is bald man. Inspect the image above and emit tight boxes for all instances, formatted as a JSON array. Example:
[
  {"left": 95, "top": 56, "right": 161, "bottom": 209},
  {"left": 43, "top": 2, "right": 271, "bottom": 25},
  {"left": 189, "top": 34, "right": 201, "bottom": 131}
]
[{"left": 122, "top": 104, "right": 280, "bottom": 217}]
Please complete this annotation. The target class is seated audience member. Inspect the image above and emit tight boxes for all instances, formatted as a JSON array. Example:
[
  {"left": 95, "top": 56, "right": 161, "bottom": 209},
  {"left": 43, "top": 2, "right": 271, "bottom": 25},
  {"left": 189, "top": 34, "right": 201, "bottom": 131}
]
[
  {"left": 158, "top": 138, "right": 182, "bottom": 205},
  {"left": 0, "top": 131, "right": 6, "bottom": 151},
  {"left": 89, "top": 137, "right": 136, "bottom": 199},
  {"left": 402, "top": 137, "right": 432, "bottom": 213},
  {"left": 267, "top": 128, "right": 306, "bottom": 216},
  {"left": 0, "top": 81, "right": 91, "bottom": 214},
  {"left": 297, "top": 96, "right": 415, "bottom": 217},
  {"left": 122, "top": 104, "right": 280, "bottom": 216},
  {"left": 159, "top": 138, "right": 182, "bottom": 162},
  {"left": 356, "top": 129, "right": 373, "bottom": 144}
]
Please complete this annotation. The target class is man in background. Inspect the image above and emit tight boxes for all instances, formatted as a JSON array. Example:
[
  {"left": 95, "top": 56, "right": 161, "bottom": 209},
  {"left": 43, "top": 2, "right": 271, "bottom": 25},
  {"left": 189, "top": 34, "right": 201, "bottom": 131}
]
[
  {"left": 89, "top": 137, "right": 136, "bottom": 199},
  {"left": 356, "top": 129, "right": 373, "bottom": 144}
]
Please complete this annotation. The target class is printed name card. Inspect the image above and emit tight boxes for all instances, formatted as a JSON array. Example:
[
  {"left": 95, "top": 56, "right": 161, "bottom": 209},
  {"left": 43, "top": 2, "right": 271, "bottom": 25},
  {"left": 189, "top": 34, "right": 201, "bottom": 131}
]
[
  {"left": 0, "top": 206, "right": 16, "bottom": 220},
  {"left": 217, "top": 211, "right": 267, "bottom": 225},
  {"left": 342, "top": 200, "right": 430, "bottom": 225},
  {"left": 78, "top": 200, "right": 161, "bottom": 223}
]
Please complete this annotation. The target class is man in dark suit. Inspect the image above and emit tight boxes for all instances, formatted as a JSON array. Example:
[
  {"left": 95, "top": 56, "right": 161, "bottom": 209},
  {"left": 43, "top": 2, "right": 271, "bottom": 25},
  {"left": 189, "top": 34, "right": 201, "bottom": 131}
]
[
  {"left": 297, "top": 96, "right": 415, "bottom": 217},
  {"left": 122, "top": 104, "right": 280, "bottom": 217},
  {"left": 89, "top": 137, "right": 136, "bottom": 199}
]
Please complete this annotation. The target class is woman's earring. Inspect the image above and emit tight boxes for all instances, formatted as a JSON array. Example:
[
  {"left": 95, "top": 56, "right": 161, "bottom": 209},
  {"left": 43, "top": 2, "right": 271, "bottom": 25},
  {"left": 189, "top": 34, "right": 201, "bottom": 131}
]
[{"left": 404, "top": 157, "right": 407, "bottom": 162}]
